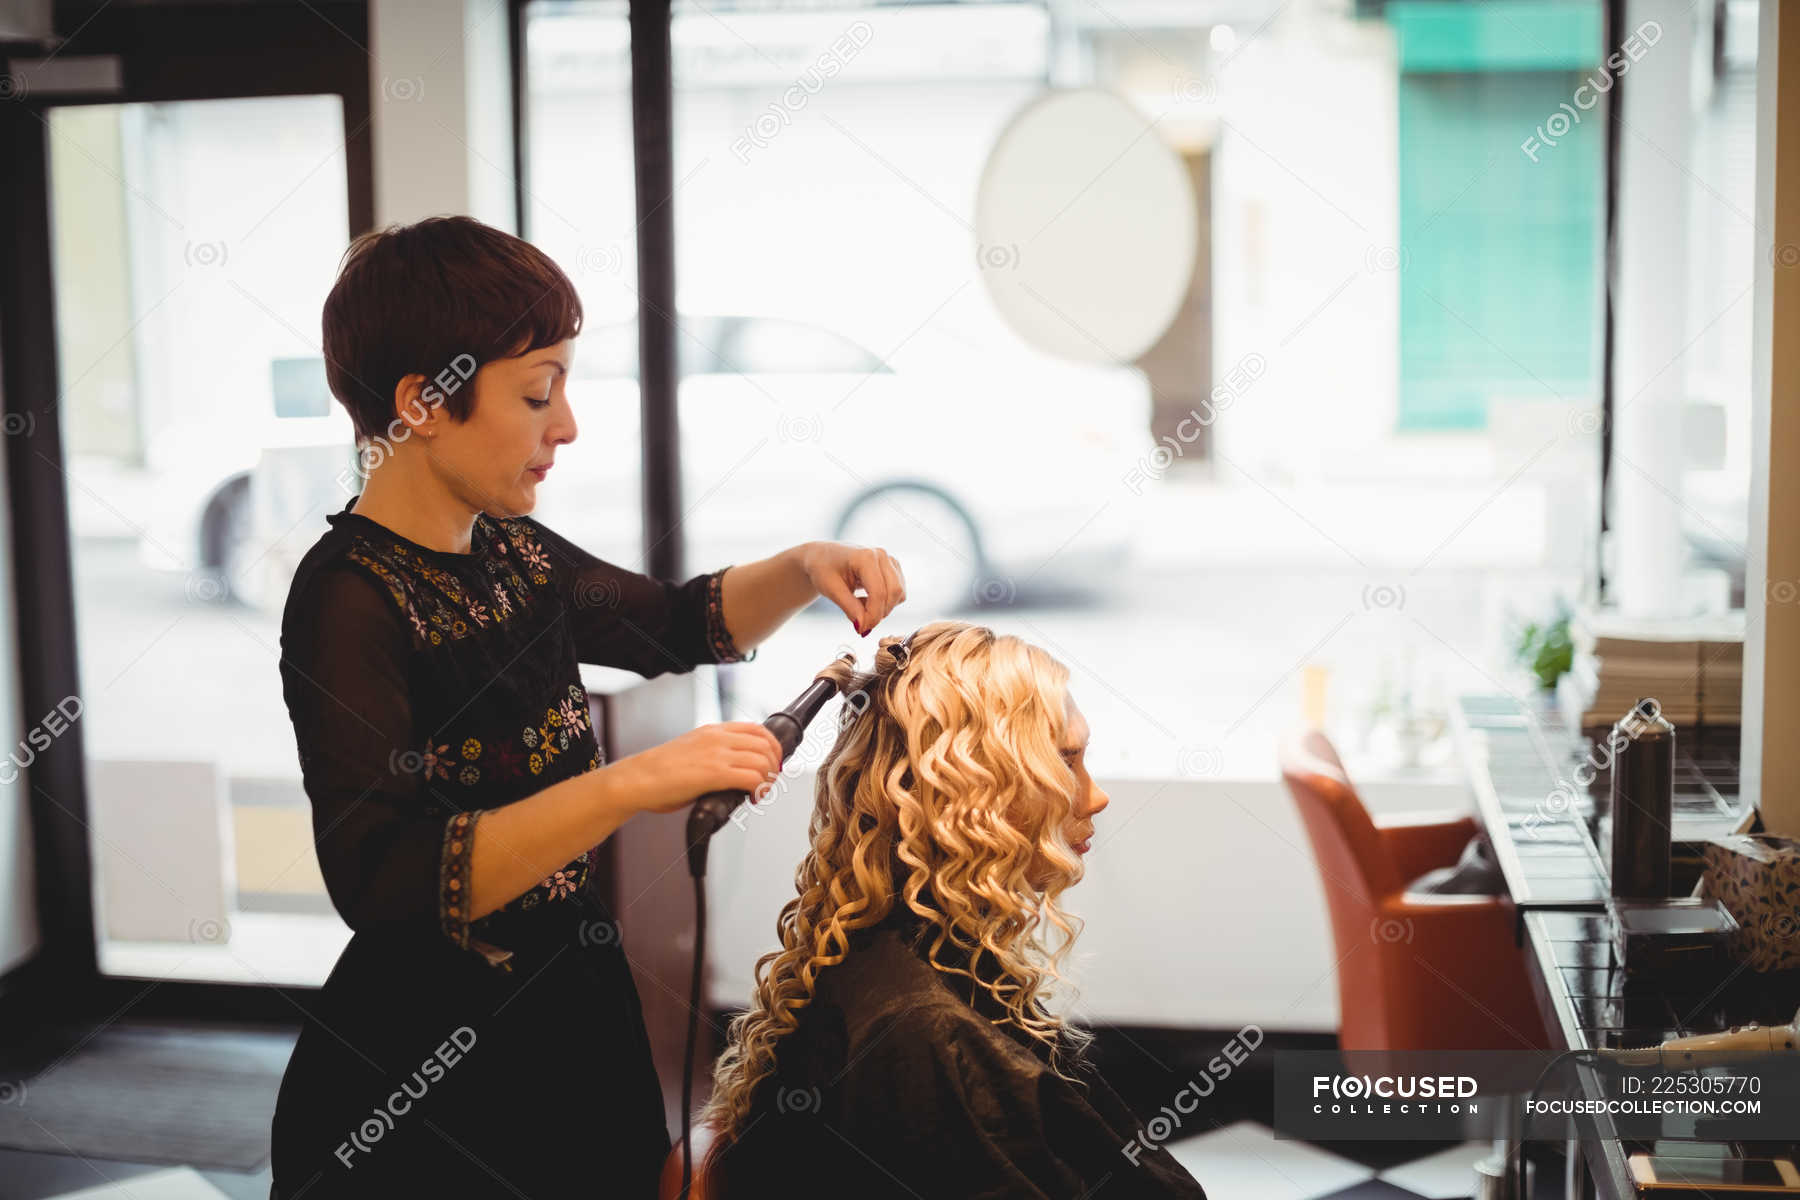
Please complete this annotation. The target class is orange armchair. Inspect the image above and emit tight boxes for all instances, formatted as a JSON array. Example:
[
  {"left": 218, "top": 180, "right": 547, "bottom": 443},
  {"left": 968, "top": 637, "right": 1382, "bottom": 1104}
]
[
  {"left": 1280, "top": 730, "right": 1550, "bottom": 1053},
  {"left": 658, "top": 1123, "right": 716, "bottom": 1200}
]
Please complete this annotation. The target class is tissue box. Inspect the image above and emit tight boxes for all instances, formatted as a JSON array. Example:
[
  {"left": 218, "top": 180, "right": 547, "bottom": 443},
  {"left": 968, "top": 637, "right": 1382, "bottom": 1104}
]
[
  {"left": 1700, "top": 834, "right": 1800, "bottom": 973},
  {"left": 1608, "top": 897, "right": 1737, "bottom": 975}
]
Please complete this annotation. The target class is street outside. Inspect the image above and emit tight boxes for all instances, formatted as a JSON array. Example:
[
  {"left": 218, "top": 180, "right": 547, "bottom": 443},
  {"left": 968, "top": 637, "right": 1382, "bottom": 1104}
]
[{"left": 68, "top": 470, "right": 1570, "bottom": 789}]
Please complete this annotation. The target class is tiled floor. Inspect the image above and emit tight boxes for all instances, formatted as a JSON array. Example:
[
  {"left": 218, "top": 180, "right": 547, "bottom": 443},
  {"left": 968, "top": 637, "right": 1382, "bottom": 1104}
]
[
  {"left": 0, "top": 1148, "right": 268, "bottom": 1199},
  {"left": 1166, "top": 1122, "right": 1508, "bottom": 1199},
  {"left": 0, "top": 1123, "right": 1541, "bottom": 1199},
  {"left": 0, "top": 1019, "right": 1562, "bottom": 1200}
]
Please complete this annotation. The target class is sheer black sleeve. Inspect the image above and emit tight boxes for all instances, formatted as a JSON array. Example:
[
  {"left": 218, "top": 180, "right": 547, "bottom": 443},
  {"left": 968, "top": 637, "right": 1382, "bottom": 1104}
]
[
  {"left": 519, "top": 516, "right": 757, "bottom": 675},
  {"left": 279, "top": 563, "right": 486, "bottom": 950}
]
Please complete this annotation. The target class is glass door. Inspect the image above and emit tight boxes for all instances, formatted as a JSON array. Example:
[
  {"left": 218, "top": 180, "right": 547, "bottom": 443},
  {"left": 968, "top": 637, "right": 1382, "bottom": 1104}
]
[{"left": 46, "top": 94, "right": 359, "bottom": 986}]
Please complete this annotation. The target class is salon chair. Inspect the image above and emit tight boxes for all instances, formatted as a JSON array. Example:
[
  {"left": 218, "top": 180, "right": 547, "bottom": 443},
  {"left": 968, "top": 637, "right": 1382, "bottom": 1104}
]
[
  {"left": 1279, "top": 730, "right": 1549, "bottom": 1052},
  {"left": 657, "top": 1122, "right": 715, "bottom": 1200}
]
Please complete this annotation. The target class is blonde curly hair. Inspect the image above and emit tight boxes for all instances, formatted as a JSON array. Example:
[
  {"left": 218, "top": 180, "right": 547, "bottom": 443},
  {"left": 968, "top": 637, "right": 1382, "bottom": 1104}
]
[{"left": 701, "top": 619, "right": 1094, "bottom": 1146}]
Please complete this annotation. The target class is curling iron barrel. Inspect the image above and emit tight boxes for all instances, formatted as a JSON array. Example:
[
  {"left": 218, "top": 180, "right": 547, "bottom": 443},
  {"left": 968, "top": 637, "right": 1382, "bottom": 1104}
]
[{"left": 684, "top": 661, "right": 851, "bottom": 877}]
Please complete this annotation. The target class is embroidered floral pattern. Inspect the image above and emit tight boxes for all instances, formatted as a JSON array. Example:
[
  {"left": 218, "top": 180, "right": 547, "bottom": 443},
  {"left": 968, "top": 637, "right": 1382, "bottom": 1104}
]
[
  {"left": 705, "top": 567, "right": 756, "bottom": 664},
  {"left": 348, "top": 509, "right": 752, "bottom": 671},
  {"left": 523, "top": 683, "right": 593, "bottom": 775},
  {"left": 434, "top": 684, "right": 598, "bottom": 789},
  {"left": 440, "top": 809, "right": 593, "bottom": 930},
  {"left": 520, "top": 542, "right": 551, "bottom": 578},
  {"left": 439, "top": 809, "right": 484, "bottom": 949},
  {"left": 420, "top": 742, "right": 453, "bottom": 781},
  {"left": 344, "top": 515, "right": 541, "bottom": 650},
  {"left": 510, "top": 848, "right": 594, "bottom": 913}
]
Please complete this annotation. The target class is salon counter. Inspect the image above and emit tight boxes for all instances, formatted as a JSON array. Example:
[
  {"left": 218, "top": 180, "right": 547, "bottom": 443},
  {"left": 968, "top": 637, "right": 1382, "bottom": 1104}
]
[{"left": 1453, "top": 693, "right": 1796, "bottom": 1200}]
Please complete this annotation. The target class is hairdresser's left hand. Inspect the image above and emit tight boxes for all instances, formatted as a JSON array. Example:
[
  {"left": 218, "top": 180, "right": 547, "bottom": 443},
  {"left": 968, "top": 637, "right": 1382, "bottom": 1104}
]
[{"left": 800, "top": 542, "right": 905, "bottom": 638}]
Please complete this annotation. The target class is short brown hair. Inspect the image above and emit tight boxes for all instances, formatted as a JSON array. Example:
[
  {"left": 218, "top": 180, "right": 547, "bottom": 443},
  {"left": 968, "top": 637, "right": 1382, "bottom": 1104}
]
[{"left": 321, "top": 215, "right": 583, "bottom": 443}]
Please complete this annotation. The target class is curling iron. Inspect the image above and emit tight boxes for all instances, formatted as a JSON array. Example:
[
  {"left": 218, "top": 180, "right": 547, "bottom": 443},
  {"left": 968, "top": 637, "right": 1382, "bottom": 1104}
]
[
  {"left": 683, "top": 662, "right": 848, "bottom": 878},
  {"left": 676, "top": 656, "right": 853, "bottom": 1199}
]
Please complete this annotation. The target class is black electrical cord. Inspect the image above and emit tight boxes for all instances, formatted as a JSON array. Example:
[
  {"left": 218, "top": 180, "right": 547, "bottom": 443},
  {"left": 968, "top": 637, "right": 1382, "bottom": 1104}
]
[
  {"left": 673, "top": 667, "right": 847, "bottom": 1199},
  {"left": 1516, "top": 1048, "right": 1608, "bottom": 1198},
  {"left": 680, "top": 869, "right": 707, "bottom": 1200}
]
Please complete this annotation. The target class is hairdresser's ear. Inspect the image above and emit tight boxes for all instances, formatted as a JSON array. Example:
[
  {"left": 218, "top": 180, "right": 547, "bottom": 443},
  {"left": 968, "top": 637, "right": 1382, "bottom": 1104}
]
[{"left": 389, "top": 372, "right": 439, "bottom": 440}]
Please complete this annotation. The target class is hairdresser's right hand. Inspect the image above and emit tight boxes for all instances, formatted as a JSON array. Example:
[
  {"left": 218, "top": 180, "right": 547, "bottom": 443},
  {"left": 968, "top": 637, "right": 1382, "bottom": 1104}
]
[{"left": 612, "top": 722, "right": 784, "bottom": 815}]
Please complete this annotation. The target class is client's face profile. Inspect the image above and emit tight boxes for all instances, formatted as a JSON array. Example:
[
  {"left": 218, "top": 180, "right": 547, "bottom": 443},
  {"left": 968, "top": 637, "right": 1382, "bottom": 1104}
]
[{"left": 1028, "top": 692, "right": 1108, "bottom": 889}]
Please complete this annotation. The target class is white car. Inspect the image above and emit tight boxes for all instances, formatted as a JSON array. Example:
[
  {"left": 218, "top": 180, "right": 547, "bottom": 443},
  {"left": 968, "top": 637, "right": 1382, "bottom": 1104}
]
[
  {"left": 143, "top": 318, "right": 1153, "bottom": 614},
  {"left": 531, "top": 315, "right": 1153, "bottom": 613},
  {"left": 136, "top": 355, "right": 358, "bottom": 610}
]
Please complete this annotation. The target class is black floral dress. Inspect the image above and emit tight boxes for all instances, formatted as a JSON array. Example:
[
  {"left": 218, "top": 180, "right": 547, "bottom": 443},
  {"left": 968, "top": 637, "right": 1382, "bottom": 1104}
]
[{"left": 269, "top": 497, "right": 753, "bottom": 1199}]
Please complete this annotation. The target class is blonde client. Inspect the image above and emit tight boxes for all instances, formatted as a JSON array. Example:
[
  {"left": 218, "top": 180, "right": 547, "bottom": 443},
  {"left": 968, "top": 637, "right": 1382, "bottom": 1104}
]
[{"left": 697, "top": 621, "right": 1209, "bottom": 1198}]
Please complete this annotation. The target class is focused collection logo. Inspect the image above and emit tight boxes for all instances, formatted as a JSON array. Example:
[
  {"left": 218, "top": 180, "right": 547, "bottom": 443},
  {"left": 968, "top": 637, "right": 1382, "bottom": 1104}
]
[{"left": 1311, "top": 1073, "right": 1481, "bottom": 1114}]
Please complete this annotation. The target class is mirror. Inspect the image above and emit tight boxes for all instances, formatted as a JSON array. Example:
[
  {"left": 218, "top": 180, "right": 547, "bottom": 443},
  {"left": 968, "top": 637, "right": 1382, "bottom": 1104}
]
[{"left": 974, "top": 87, "right": 1198, "bottom": 366}]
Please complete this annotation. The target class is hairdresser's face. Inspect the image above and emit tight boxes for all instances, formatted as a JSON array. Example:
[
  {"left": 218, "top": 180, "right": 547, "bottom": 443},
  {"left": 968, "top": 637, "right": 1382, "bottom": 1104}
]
[
  {"left": 1029, "top": 694, "right": 1108, "bottom": 888},
  {"left": 419, "top": 339, "right": 577, "bottom": 519}
]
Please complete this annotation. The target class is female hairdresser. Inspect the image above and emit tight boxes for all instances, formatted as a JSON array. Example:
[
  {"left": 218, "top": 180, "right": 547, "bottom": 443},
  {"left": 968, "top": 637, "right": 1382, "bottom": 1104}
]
[{"left": 267, "top": 215, "right": 905, "bottom": 1200}]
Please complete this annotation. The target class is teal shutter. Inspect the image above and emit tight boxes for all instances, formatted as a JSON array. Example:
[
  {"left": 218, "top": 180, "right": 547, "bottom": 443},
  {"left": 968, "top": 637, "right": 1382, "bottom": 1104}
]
[{"left": 1389, "top": 2, "right": 1604, "bottom": 431}]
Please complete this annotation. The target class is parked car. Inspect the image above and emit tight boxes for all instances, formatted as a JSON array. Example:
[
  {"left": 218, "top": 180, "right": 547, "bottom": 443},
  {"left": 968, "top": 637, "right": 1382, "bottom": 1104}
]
[
  {"left": 532, "top": 315, "right": 1153, "bottom": 613},
  {"left": 136, "top": 355, "right": 356, "bottom": 610},
  {"left": 143, "top": 318, "right": 1153, "bottom": 615}
]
